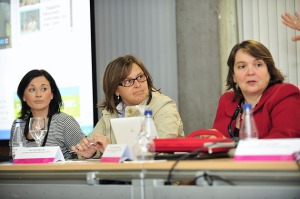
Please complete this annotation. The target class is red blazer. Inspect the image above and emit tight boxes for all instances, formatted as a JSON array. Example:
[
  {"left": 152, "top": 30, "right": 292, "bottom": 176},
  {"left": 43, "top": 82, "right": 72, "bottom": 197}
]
[{"left": 213, "top": 83, "right": 300, "bottom": 138}]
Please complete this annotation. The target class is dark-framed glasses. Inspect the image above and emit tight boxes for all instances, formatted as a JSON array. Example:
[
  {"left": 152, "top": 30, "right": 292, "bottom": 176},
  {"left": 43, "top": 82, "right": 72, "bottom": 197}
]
[{"left": 119, "top": 74, "right": 148, "bottom": 87}]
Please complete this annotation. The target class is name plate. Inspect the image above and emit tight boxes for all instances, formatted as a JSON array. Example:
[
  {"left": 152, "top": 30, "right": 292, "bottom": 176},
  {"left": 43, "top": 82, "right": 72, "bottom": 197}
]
[
  {"left": 100, "top": 144, "right": 135, "bottom": 163},
  {"left": 13, "top": 146, "right": 65, "bottom": 164},
  {"left": 234, "top": 138, "right": 300, "bottom": 161}
]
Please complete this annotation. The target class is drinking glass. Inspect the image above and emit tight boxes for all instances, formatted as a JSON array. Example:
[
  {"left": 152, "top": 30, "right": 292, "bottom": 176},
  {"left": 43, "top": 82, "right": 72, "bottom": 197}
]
[{"left": 29, "top": 117, "right": 47, "bottom": 147}]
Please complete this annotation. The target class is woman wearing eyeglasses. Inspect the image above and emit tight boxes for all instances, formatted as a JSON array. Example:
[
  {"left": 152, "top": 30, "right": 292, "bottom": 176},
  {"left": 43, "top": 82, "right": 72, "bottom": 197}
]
[
  {"left": 212, "top": 40, "right": 300, "bottom": 140},
  {"left": 72, "top": 55, "right": 184, "bottom": 158}
]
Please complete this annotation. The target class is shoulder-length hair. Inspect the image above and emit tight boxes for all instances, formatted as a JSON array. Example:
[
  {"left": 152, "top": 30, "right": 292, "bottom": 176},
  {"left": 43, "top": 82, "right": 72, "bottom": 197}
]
[
  {"left": 226, "top": 40, "right": 284, "bottom": 100},
  {"left": 17, "top": 69, "right": 63, "bottom": 120},
  {"left": 99, "top": 55, "right": 159, "bottom": 113}
]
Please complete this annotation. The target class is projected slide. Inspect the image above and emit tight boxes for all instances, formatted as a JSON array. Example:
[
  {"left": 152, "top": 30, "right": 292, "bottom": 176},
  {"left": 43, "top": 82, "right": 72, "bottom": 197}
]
[{"left": 0, "top": 0, "right": 94, "bottom": 140}]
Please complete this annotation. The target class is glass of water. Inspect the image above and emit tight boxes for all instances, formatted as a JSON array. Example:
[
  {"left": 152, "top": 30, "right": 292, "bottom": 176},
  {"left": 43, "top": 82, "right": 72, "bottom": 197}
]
[{"left": 29, "top": 117, "right": 47, "bottom": 147}]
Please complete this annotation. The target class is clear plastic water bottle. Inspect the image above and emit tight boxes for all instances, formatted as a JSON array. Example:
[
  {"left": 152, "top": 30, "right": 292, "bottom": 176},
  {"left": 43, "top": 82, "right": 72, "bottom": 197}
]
[
  {"left": 239, "top": 103, "right": 258, "bottom": 140},
  {"left": 133, "top": 110, "right": 156, "bottom": 161},
  {"left": 144, "top": 110, "right": 158, "bottom": 139},
  {"left": 11, "top": 119, "right": 26, "bottom": 159}
]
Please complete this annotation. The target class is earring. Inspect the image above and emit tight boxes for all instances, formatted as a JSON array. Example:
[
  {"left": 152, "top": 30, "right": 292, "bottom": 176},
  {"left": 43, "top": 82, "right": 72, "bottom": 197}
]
[
  {"left": 235, "top": 83, "right": 239, "bottom": 90},
  {"left": 117, "top": 95, "right": 120, "bottom": 100}
]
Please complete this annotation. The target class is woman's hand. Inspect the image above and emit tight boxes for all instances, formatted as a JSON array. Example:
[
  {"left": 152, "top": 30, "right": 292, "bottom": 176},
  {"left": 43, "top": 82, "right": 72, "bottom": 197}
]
[
  {"left": 72, "top": 134, "right": 111, "bottom": 158},
  {"left": 91, "top": 134, "right": 111, "bottom": 153},
  {"left": 71, "top": 137, "right": 97, "bottom": 158},
  {"left": 281, "top": 11, "right": 300, "bottom": 41}
]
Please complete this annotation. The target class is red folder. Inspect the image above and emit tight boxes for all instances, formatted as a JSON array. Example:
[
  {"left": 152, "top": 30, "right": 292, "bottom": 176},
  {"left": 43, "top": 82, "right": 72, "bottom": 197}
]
[{"left": 153, "top": 129, "right": 235, "bottom": 153}]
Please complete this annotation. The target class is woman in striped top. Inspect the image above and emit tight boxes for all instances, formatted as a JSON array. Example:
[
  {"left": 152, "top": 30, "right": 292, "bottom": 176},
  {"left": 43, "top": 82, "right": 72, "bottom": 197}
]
[{"left": 10, "top": 69, "right": 85, "bottom": 160}]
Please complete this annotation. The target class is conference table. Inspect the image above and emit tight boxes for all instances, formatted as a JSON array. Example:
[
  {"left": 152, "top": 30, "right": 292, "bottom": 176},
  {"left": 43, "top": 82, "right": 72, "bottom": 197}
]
[{"left": 0, "top": 158, "right": 299, "bottom": 199}]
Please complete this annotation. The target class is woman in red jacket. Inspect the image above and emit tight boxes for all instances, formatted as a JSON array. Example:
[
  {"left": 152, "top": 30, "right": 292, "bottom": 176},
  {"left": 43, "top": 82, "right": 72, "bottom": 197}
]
[{"left": 213, "top": 40, "right": 300, "bottom": 139}]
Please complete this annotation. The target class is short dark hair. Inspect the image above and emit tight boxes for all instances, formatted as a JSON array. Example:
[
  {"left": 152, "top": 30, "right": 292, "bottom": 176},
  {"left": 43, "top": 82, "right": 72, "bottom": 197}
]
[
  {"left": 17, "top": 69, "right": 62, "bottom": 120},
  {"left": 226, "top": 40, "right": 284, "bottom": 100},
  {"left": 99, "top": 55, "right": 159, "bottom": 113}
]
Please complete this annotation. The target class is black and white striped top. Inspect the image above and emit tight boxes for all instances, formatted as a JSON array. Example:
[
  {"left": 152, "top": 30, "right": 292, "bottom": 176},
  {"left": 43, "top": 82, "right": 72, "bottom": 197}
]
[{"left": 10, "top": 112, "right": 86, "bottom": 160}]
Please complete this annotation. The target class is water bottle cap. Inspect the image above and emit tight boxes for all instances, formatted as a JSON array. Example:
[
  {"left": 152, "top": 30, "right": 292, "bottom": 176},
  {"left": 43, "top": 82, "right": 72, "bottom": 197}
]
[
  {"left": 15, "top": 119, "right": 23, "bottom": 123},
  {"left": 243, "top": 103, "right": 252, "bottom": 109},
  {"left": 144, "top": 110, "right": 153, "bottom": 116}
]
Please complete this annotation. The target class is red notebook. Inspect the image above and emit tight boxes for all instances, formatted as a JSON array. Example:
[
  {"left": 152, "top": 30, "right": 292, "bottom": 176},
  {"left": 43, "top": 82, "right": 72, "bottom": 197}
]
[{"left": 153, "top": 129, "right": 235, "bottom": 153}]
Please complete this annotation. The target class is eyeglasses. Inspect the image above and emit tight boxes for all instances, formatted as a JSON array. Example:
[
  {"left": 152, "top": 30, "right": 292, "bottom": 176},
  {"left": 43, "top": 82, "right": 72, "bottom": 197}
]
[{"left": 119, "top": 74, "right": 148, "bottom": 87}]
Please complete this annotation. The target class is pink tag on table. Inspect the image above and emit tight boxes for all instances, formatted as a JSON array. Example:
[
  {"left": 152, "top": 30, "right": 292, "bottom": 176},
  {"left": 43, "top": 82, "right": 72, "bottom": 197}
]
[
  {"left": 100, "top": 144, "right": 135, "bottom": 163},
  {"left": 13, "top": 146, "right": 65, "bottom": 164},
  {"left": 234, "top": 139, "right": 300, "bottom": 161}
]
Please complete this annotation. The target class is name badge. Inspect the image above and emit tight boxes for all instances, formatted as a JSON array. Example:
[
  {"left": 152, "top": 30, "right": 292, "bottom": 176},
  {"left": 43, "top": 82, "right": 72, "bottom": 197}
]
[
  {"left": 234, "top": 138, "right": 300, "bottom": 161},
  {"left": 13, "top": 146, "right": 65, "bottom": 164},
  {"left": 100, "top": 144, "right": 135, "bottom": 163}
]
